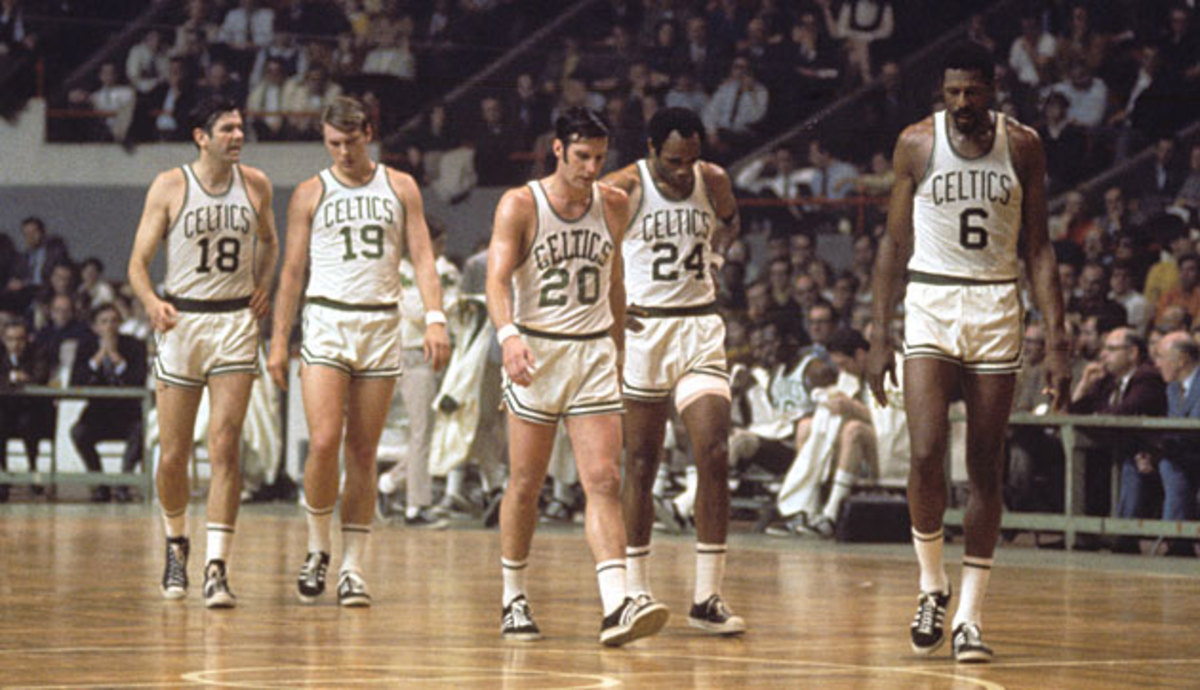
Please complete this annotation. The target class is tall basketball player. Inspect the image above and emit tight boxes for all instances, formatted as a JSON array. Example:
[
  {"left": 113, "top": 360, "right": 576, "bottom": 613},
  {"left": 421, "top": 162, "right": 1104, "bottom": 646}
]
[
  {"left": 867, "top": 42, "right": 1071, "bottom": 662},
  {"left": 128, "top": 96, "right": 279, "bottom": 608},
  {"left": 602, "top": 107, "right": 745, "bottom": 634},
  {"left": 487, "top": 107, "right": 668, "bottom": 646},
  {"left": 267, "top": 97, "right": 450, "bottom": 607}
]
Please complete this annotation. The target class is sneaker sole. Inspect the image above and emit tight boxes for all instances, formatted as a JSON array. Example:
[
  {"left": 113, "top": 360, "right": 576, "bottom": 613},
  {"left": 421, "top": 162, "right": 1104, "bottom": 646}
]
[
  {"left": 688, "top": 615, "right": 747, "bottom": 635},
  {"left": 600, "top": 604, "right": 670, "bottom": 647},
  {"left": 910, "top": 637, "right": 946, "bottom": 655},
  {"left": 297, "top": 590, "right": 323, "bottom": 604},
  {"left": 339, "top": 595, "right": 372, "bottom": 608},
  {"left": 205, "top": 594, "right": 236, "bottom": 609},
  {"left": 161, "top": 587, "right": 187, "bottom": 600},
  {"left": 502, "top": 631, "right": 542, "bottom": 642},
  {"left": 955, "top": 649, "right": 993, "bottom": 663}
]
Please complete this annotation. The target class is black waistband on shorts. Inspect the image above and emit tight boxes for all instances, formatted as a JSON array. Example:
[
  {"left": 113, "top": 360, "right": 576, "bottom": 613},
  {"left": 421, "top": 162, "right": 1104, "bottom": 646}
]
[
  {"left": 165, "top": 293, "right": 251, "bottom": 313},
  {"left": 307, "top": 296, "right": 399, "bottom": 312},
  {"left": 517, "top": 325, "right": 610, "bottom": 341},
  {"left": 628, "top": 302, "right": 718, "bottom": 318},
  {"left": 908, "top": 270, "right": 1018, "bottom": 286}
]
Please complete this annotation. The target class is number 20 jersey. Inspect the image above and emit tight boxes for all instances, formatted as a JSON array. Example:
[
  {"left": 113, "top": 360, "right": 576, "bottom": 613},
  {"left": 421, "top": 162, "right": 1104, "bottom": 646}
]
[
  {"left": 165, "top": 164, "right": 258, "bottom": 300},
  {"left": 909, "top": 110, "right": 1023, "bottom": 281},
  {"left": 512, "top": 181, "right": 614, "bottom": 334},
  {"left": 306, "top": 164, "right": 405, "bottom": 305},
  {"left": 623, "top": 160, "right": 717, "bottom": 308}
]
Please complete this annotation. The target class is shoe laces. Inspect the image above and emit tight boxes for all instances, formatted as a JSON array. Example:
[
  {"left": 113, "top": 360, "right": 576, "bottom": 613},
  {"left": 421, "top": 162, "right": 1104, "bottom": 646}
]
[
  {"left": 301, "top": 552, "right": 328, "bottom": 583},
  {"left": 339, "top": 570, "right": 366, "bottom": 594},
  {"left": 707, "top": 596, "right": 732, "bottom": 620},
  {"left": 164, "top": 540, "right": 187, "bottom": 587},
  {"left": 914, "top": 592, "right": 944, "bottom": 634},
  {"left": 504, "top": 597, "right": 535, "bottom": 629}
]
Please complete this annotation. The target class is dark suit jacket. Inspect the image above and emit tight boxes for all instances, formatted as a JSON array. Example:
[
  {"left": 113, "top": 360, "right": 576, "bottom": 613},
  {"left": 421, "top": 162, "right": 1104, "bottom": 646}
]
[
  {"left": 70, "top": 334, "right": 147, "bottom": 425},
  {"left": 0, "top": 341, "right": 52, "bottom": 388},
  {"left": 0, "top": 340, "right": 55, "bottom": 436},
  {"left": 1069, "top": 363, "right": 1167, "bottom": 417},
  {"left": 1161, "top": 367, "right": 1200, "bottom": 461}
]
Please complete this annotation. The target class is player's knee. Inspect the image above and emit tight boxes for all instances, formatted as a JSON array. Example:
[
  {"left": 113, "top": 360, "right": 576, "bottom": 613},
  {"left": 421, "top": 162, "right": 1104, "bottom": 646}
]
[
  {"left": 306, "top": 428, "right": 341, "bottom": 461},
  {"left": 578, "top": 464, "right": 621, "bottom": 498},
  {"left": 208, "top": 423, "right": 241, "bottom": 458}
]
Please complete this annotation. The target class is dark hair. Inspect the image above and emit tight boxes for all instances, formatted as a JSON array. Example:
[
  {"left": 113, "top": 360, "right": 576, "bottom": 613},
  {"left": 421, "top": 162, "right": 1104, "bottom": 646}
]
[
  {"left": 1178, "top": 253, "right": 1200, "bottom": 270},
  {"left": 90, "top": 302, "right": 120, "bottom": 324},
  {"left": 647, "top": 107, "right": 704, "bottom": 154},
  {"left": 554, "top": 107, "right": 609, "bottom": 146},
  {"left": 1044, "top": 91, "right": 1070, "bottom": 110},
  {"left": 82, "top": 257, "right": 104, "bottom": 274},
  {"left": 1121, "top": 329, "right": 1148, "bottom": 362},
  {"left": 189, "top": 95, "right": 241, "bottom": 136},
  {"left": 21, "top": 216, "right": 45, "bottom": 233},
  {"left": 323, "top": 96, "right": 370, "bottom": 134},
  {"left": 827, "top": 327, "right": 869, "bottom": 357},
  {"left": 942, "top": 40, "right": 995, "bottom": 84}
]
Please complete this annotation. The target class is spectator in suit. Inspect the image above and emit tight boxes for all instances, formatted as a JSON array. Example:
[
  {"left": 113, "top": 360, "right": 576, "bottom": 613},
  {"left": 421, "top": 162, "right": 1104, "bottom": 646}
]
[
  {"left": 1139, "top": 137, "right": 1185, "bottom": 218},
  {"left": 702, "top": 56, "right": 768, "bottom": 159},
  {"left": 33, "top": 293, "right": 88, "bottom": 373},
  {"left": 13, "top": 216, "right": 67, "bottom": 289},
  {"left": 1118, "top": 331, "right": 1200, "bottom": 556},
  {"left": 246, "top": 56, "right": 288, "bottom": 141},
  {"left": 1068, "top": 262, "right": 1128, "bottom": 330},
  {"left": 682, "top": 16, "right": 727, "bottom": 92},
  {"left": 68, "top": 303, "right": 147, "bottom": 503},
  {"left": 1069, "top": 326, "right": 1168, "bottom": 534},
  {"left": 135, "top": 57, "right": 196, "bottom": 142},
  {"left": 0, "top": 318, "right": 54, "bottom": 499},
  {"left": 1038, "top": 92, "right": 1088, "bottom": 195}
]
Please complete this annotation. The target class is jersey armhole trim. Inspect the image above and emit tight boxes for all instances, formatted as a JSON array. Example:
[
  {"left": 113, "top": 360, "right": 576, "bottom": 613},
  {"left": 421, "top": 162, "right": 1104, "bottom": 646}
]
[
  {"left": 514, "top": 187, "right": 538, "bottom": 271},
  {"left": 237, "top": 165, "right": 261, "bottom": 225},
  {"left": 624, "top": 164, "right": 646, "bottom": 234},
  {"left": 382, "top": 165, "right": 409, "bottom": 257},
  {"left": 164, "top": 166, "right": 190, "bottom": 239},
  {"left": 309, "top": 173, "right": 329, "bottom": 233}
]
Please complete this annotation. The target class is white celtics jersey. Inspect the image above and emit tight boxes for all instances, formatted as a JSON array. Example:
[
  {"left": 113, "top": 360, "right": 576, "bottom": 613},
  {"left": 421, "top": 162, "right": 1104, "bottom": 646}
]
[
  {"left": 624, "top": 160, "right": 717, "bottom": 307},
  {"left": 909, "top": 110, "right": 1023, "bottom": 281},
  {"left": 512, "top": 181, "right": 614, "bottom": 334},
  {"left": 306, "top": 164, "right": 405, "bottom": 305},
  {"left": 165, "top": 164, "right": 258, "bottom": 300}
]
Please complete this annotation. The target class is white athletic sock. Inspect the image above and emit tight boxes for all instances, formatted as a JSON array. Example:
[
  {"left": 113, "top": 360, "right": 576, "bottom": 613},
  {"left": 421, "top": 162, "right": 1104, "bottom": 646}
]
[
  {"left": 952, "top": 556, "right": 993, "bottom": 631},
  {"left": 822, "top": 470, "right": 857, "bottom": 522},
  {"left": 378, "top": 470, "right": 401, "bottom": 495},
  {"left": 501, "top": 557, "right": 528, "bottom": 607},
  {"left": 694, "top": 543, "right": 727, "bottom": 604},
  {"left": 626, "top": 545, "right": 652, "bottom": 598},
  {"left": 340, "top": 524, "right": 370, "bottom": 575},
  {"left": 552, "top": 479, "right": 573, "bottom": 504},
  {"left": 912, "top": 527, "right": 949, "bottom": 593},
  {"left": 162, "top": 506, "right": 187, "bottom": 539},
  {"left": 405, "top": 505, "right": 422, "bottom": 519},
  {"left": 304, "top": 500, "right": 334, "bottom": 555},
  {"left": 445, "top": 467, "right": 466, "bottom": 499},
  {"left": 596, "top": 559, "right": 627, "bottom": 615},
  {"left": 205, "top": 523, "right": 234, "bottom": 565}
]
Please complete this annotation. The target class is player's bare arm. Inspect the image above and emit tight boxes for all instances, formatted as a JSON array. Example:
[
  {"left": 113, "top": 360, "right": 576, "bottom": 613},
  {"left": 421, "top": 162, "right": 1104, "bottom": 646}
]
[
  {"left": 486, "top": 186, "right": 537, "bottom": 387},
  {"left": 388, "top": 167, "right": 450, "bottom": 371},
  {"left": 266, "top": 175, "right": 320, "bottom": 390},
  {"left": 700, "top": 161, "right": 740, "bottom": 256},
  {"left": 599, "top": 182, "right": 631, "bottom": 353},
  {"left": 1012, "top": 121, "right": 1071, "bottom": 410},
  {"left": 128, "top": 168, "right": 186, "bottom": 333},
  {"left": 867, "top": 120, "right": 931, "bottom": 406},
  {"left": 241, "top": 165, "right": 280, "bottom": 320}
]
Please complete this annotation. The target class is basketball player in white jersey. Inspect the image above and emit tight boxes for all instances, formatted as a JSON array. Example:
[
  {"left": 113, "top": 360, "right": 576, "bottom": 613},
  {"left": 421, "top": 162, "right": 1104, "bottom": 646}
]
[
  {"left": 601, "top": 107, "right": 745, "bottom": 634},
  {"left": 128, "top": 96, "right": 280, "bottom": 608},
  {"left": 487, "top": 108, "right": 668, "bottom": 646},
  {"left": 267, "top": 97, "right": 450, "bottom": 607},
  {"left": 867, "top": 42, "right": 1070, "bottom": 662}
]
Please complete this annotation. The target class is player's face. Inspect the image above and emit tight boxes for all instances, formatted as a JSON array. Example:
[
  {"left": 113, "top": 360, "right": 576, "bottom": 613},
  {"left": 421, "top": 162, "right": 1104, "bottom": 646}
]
[
  {"left": 323, "top": 123, "right": 372, "bottom": 173},
  {"left": 650, "top": 131, "right": 701, "bottom": 193},
  {"left": 556, "top": 136, "right": 608, "bottom": 190},
  {"left": 201, "top": 111, "right": 244, "bottom": 162},
  {"left": 942, "top": 69, "right": 992, "bottom": 135}
]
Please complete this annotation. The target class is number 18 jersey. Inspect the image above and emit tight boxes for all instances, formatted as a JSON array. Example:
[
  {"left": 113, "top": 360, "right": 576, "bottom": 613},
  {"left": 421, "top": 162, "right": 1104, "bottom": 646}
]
[
  {"left": 909, "top": 110, "right": 1023, "bottom": 281},
  {"left": 623, "top": 160, "right": 717, "bottom": 308},
  {"left": 165, "top": 164, "right": 258, "bottom": 300},
  {"left": 306, "top": 164, "right": 406, "bottom": 305}
]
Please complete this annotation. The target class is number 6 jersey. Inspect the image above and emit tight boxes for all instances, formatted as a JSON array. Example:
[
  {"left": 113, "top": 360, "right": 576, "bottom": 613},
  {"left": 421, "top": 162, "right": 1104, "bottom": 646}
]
[
  {"left": 307, "top": 164, "right": 405, "bottom": 305},
  {"left": 623, "top": 160, "right": 717, "bottom": 309},
  {"left": 909, "top": 110, "right": 1023, "bottom": 282},
  {"left": 165, "top": 164, "right": 258, "bottom": 301}
]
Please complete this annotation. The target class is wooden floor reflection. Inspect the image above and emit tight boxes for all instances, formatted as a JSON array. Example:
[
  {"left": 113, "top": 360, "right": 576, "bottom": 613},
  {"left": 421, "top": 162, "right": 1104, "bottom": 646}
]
[{"left": 1, "top": 503, "right": 1198, "bottom": 689}]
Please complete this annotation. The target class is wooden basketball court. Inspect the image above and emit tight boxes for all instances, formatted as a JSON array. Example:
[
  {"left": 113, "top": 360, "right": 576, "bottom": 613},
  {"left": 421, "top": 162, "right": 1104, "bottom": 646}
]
[{"left": 2, "top": 503, "right": 1197, "bottom": 688}]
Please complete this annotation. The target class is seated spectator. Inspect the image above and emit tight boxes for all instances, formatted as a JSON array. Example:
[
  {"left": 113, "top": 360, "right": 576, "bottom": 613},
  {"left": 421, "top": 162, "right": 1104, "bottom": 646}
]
[
  {"left": 34, "top": 293, "right": 88, "bottom": 374},
  {"left": 804, "top": 139, "right": 858, "bottom": 201},
  {"left": 733, "top": 146, "right": 808, "bottom": 231},
  {"left": 702, "top": 56, "right": 769, "bottom": 160},
  {"left": 77, "top": 257, "right": 115, "bottom": 313},
  {"left": 12, "top": 216, "right": 67, "bottom": 290},
  {"left": 508, "top": 72, "right": 550, "bottom": 150},
  {"left": 1138, "top": 137, "right": 1185, "bottom": 219},
  {"left": 645, "top": 19, "right": 686, "bottom": 87},
  {"left": 1175, "top": 143, "right": 1200, "bottom": 217},
  {"left": 1110, "top": 260, "right": 1150, "bottom": 334},
  {"left": 1156, "top": 253, "right": 1200, "bottom": 329},
  {"left": 282, "top": 64, "right": 342, "bottom": 139},
  {"left": 1049, "top": 60, "right": 1108, "bottom": 130},
  {"left": 1118, "top": 331, "right": 1199, "bottom": 556},
  {"left": 1109, "top": 44, "right": 1185, "bottom": 161},
  {"left": 361, "top": 14, "right": 417, "bottom": 81},
  {"left": 1038, "top": 92, "right": 1088, "bottom": 195},
  {"left": 1007, "top": 320, "right": 1065, "bottom": 513},
  {"left": 218, "top": 0, "right": 274, "bottom": 52},
  {"left": 469, "top": 97, "right": 518, "bottom": 186},
  {"left": 67, "top": 61, "right": 136, "bottom": 142},
  {"left": 1049, "top": 190, "right": 1096, "bottom": 248},
  {"left": 681, "top": 16, "right": 727, "bottom": 91},
  {"left": 1007, "top": 13, "right": 1056, "bottom": 89},
  {"left": 246, "top": 56, "right": 288, "bottom": 141},
  {"left": 69, "top": 303, "right": 147, "bottom": 503},
  {"left": 1143, "top": 215, "right": 1190, "bottom": 314},
  {"left": 778, "top": 11, "right": 842, "bottom": 120},
  {"left": 1093, "top": 185, "right": 1144, "bottom": 241},
  {"left": 135, "top": 57, "right": 196, "bottom": 142},
  {"left": 126, "top": 29, "right": 170, "bottom": 95},
  {"left": 248, "top": 30, "right": 304, "bottom": 89},
  {"left": 0, "top": 318, "right": 54, "bottom": 496},
  {"left": 1069, "top": 262, "right": 1128, "bottom": 329},
  {"left": 195, "top": 59, "right": 245, "bottom": 108}
]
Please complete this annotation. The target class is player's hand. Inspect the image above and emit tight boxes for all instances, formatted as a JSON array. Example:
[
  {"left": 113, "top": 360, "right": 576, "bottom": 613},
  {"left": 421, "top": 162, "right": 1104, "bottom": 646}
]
[
  {"left": 866, "top": 337, "right": 896, "bottom": 407},
  {"left": 502, "top": 335, "right": 536, "bottom": 387},
  {"left": 249, "top": 287, "right": 270, "bottom": 320},
  {"left": 266, "top": 341, "right": 289, "bottom": 391},
  {"left": 148, "top": 298, "right": 178, "bottom": 333},
  {"left": 625, "top": 313, "right": 645, "bottom": 334},
  {"left": 424, "top": 323, "right": 451, "bottom": 372},
  {"left": 822, "top": 391, "right": 853, "bottom": 416},
  {"left": 1044, "top": 348, "right": 1072, "bottom": 412}
]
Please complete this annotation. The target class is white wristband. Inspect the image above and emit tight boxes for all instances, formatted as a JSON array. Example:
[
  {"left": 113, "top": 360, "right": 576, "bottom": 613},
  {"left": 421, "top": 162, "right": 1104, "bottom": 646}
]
[
  {"left": 496, "top": 323, "right": 520, "bottom": 345},
  {"left": 424, "top": 310, "right": 447, "bottom": 326}
]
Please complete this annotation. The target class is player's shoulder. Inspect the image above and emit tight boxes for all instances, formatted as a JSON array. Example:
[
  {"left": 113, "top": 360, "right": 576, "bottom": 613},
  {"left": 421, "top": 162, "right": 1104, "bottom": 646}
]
[
  {"left": 290, "top": 173, "right": 325, "bottom": 206},
  {"left": 382, "top": 164, "right": 417, "bottom": 190},
  {"left": 601, "top": 162, "right": 641, "bottom": 192},
  {"left": 151, "top": 166, "right": 187, "bottom": 194},
  {"left": 1002, "top": 114, "right": 1043, "bottom": 155},
  {"left": 495, "top": 183, "right": 537, "bottom": 222},
  {"left": 237, "top": 163, "right": 272, "bottom": 189},
  {"left": 897, "top": 116, "right": 934, "bottom": 149},
  {"left": 698, "top": 159, "right": 733, "bottom": 189}
]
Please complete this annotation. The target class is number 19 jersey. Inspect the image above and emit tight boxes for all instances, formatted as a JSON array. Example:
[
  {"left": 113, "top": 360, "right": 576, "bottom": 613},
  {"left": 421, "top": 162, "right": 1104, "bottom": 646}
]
[
  {"left": 512, "top": 181, "right": 614, "bottom": 335},
  {"left": 623, "top": 160, "right": 717, "bottom": 308},
  {"left": 306, "top": 164, "right": 405, "bottom": 305},
  {"left": 165, "top": 164, "right": 258, "bottom": 300},
  {"left": 909, "top": 110, "right": 1023, "bottom": 281}
]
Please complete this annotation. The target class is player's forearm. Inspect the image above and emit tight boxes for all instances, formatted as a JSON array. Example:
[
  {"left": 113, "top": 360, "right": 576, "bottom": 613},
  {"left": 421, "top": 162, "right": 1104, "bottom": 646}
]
[
  {"left": 127, "top": 259, "right": 159, "bottom": 310},
  {"left": 1027, "top": 240, "right": 1067, "bottom": 347},
  {"left": 609, "top": 279, "right": 626, "bottom": 353},
  {"left": 253, "top": 237, "right": 278, "bottom": 293},
  {"left": 869, "top": 237, "right": 903, "bottom": 338},
  {"left": 413, "top": 256, "right": 445, "bottom": 314},
  {"left": 270, "top": 267, "right": 303, "bottom": 343},
  {"left": 485, "top": 275, "right": 514, "bottom": 330}
]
